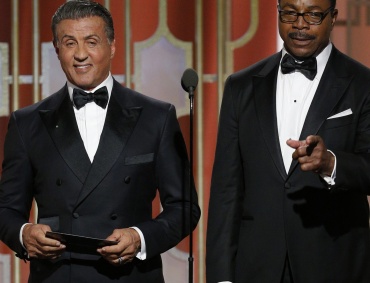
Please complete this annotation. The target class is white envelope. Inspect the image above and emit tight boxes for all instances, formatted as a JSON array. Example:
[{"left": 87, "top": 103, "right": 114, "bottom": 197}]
[{"left": 327, "top": 108, "right": 352, "bottom": 120}]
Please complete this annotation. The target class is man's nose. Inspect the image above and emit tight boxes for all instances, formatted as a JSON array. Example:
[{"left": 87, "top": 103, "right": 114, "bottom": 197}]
[
  {"left": 293, "top": 14, "right": 310, "bottom": 29},
  {"left": 74, "top": 45, "right": 88, "bottom": 61}
]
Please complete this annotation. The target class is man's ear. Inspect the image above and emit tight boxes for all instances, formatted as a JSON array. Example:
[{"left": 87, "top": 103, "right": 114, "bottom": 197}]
[
  {"left": 53, "top": 41, "right": 60, "bottom": 59},
  {"left": 331, "top": 9, "right": 338, "bottom": 28},
  {"left": 110, "top": 39, "right": 116, "bottom": 59}
]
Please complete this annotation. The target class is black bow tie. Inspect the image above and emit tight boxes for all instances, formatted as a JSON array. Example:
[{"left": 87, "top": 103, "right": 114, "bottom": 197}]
[
  {"left": 281, "top": 53, "right": 317, "bottom": 80},
  {"left": 73, "top": 86, "right": 109, "bottom": 110}
]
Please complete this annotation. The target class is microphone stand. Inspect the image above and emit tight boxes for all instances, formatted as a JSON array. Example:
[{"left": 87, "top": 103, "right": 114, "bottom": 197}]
[
  {"left": 188, "top": 86, "right": 194, "bottom": 283},
  {"left": 181, "top": 68, "right": 198, "bottom": 283}
]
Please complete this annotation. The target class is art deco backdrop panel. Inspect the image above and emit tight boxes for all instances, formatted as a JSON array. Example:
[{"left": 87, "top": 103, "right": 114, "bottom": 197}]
[
  {"left": 0, "top": 0, "right": 278, "bottom": 283},
  {"left": 331, "top": 0, "right": 370, "bottom": 68},
  {"left": 344, "top": 0, "right": 370, "bottom": 66},
  {"left": 0, "top": 0, "right": 11, "bottom": 185},
  {"left": 1, "top": 1, "right": 367, "bottom": 283}
]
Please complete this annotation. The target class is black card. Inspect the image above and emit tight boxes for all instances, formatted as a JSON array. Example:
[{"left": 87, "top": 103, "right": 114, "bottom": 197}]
[{"left": 46, "top": 231, "right": 118, "bottom": 255}]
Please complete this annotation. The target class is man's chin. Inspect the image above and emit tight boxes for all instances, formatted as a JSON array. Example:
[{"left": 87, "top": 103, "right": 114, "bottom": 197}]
[
  {"left": 71, "top": 80, "right": 96, "bottom": 91},
  {"left": 287, "top": 49, "right": 316, "bottom": 60},
  {"left": 284, "top": 43, "right": 314, "bottom": 59}
]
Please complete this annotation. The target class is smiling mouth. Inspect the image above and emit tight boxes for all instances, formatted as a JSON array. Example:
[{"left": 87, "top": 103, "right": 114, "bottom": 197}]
[
  {"left": 74, "top": 64, "right": 92, "bottom": 72},
  {"left": 75, "top": 65, "right": 90, "bottom": 68}
]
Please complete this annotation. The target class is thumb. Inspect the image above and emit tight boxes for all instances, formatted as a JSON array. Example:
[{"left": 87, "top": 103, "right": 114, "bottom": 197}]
[{"left": 286, "top": 138, "right": 307, "bottom": 149}]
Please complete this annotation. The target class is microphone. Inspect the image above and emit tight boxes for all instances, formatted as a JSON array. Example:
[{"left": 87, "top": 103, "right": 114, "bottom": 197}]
[
  {"left": 181, "top": 68, "right": 198, "bottom": 283},
  {"left": 181, "top": 68, "right": 199, "bottom": 95}
]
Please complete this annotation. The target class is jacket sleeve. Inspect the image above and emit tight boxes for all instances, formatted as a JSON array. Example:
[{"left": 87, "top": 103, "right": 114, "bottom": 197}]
[
  {"left": 206, "top": 76, "right": 244, "bottom": 282},
  {"left": 135, "top": 104, "right": 201, "bottom": 258},
  {"left": 330, "top": 89, "right": 370, "bottom": 195},
  {"left": 0, "top": 112, "right": 34, "bottom": 258}
]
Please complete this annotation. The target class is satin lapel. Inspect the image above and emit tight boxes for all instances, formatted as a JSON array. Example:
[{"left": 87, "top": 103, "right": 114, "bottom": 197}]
[
  {"left": 39, "top": 90, "right": 91, "bottom": 183},
  {"left": 75, "top": 89, "right": 142, "bottom": 206},
  {"left": 254, "top": 53, "right": 287, "bottom": 180},
  {"left": 288, "top": 49, "right": 353, "bottom": 175}
]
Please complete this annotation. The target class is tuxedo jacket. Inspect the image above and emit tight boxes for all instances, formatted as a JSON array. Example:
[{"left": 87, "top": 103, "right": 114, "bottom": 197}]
[
  {"left": 206, "top": 47, "right": 370, "bottom": 283},
  {"left": 0, "top": 79, "right": 200, "bottom": 283}
]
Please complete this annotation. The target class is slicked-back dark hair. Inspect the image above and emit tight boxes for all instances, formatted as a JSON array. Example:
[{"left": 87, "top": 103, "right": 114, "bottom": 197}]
[{"left": 52, "top": 0, "right": 114, "bottom": 44}]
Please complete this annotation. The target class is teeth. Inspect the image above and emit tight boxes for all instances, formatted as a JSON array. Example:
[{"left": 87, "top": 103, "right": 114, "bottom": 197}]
[{"left": 76, "top": 65, "right": 88, "bottom": 68}]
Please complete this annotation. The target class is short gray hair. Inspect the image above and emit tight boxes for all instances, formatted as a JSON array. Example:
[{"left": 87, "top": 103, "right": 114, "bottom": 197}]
[{"left": 52, "top": 0, "right": 115, "bottom": 44}]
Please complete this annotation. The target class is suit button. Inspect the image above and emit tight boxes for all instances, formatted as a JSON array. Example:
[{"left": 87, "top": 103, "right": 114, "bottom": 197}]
[
  {"left": 73, "top": 212, "right": 79, "bottom": 219},
  {"left": 56, "top": 179, "right": 62, "bottom": 186},
  {"left": 284, "top": 182, "right": 291, "bottom": 189},
  {"left": 124, "top": 176, "right": 131, "bottom": 184},
  {"left": 111, "top": 214, "right": 118, "bottom": 220}
]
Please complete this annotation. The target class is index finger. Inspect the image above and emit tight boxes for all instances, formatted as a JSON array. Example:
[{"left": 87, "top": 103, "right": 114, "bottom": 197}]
[
  {"left": 305, "top": 135, "right": 324, "bottom": 156},
  {"left": 306, "top": 135, "right": 321, "bottom": 147}
]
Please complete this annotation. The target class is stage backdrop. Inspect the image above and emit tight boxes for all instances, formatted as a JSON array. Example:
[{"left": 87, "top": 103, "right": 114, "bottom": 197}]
[{"left": 1, "top": 1, "right": 369, "bottom": 283}]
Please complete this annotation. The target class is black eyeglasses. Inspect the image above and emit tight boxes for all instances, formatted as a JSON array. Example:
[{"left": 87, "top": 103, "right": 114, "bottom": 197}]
[{"left": 277, "top": 5, "right": 335, "bottom": 25}]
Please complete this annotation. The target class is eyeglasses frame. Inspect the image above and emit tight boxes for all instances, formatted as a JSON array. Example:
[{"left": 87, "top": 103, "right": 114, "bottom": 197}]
[{"left": 277, "top": 5, "right": 336, "bottom": 25}]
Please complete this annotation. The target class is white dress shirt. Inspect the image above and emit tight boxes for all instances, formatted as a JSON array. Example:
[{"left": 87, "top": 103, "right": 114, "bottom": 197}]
[
  {"left": 277, "top": 43, "right": 336, "bottom": 185},
  {"left": 68, "top": 76, "right": 112, "bottom": 163}
]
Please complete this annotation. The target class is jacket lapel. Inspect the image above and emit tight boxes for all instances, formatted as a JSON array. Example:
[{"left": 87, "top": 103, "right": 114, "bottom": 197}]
[
  {"left": 253, "top": 52, "right": 288, "bottom": 180},
  {"left": 39, "top": 87, "right": 91, "bottom": 184},
  {"left": 75, "top": 83, "right": 142, "bottom": 206},
  {"left": 288, "top": 47, "right": 354, "bottom": 175}
]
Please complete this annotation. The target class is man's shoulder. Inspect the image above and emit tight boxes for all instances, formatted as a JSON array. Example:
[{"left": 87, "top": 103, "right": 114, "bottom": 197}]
[
  {"left": 112, "top": 80, "right": 173, "bottom": 112},
  {"left": 14, "top": 85, "right": 67, "bottom": 116},
  {"left": 330, "top": 47, "right": 370, "bottom": 78},
  {"left": 229, "top": 52, "right": 281, "bottom": 81}
]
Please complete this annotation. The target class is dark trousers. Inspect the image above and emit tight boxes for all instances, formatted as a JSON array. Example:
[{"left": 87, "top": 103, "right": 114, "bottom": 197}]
[{"left": 281, "top": 256, "right": 294, "bottom": 283}]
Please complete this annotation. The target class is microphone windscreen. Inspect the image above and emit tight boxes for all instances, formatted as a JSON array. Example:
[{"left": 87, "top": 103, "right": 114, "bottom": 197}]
[{"left": 181, "top": 68, "right": 199, "bottom": 92}]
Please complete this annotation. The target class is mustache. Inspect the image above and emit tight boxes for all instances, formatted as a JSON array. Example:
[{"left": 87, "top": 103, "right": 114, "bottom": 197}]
[{"left": 288, "top": 32, "right": 315, "bottom": 40}]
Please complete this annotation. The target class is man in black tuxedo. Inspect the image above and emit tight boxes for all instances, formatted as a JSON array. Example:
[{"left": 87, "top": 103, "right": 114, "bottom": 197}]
[
  {"left": 0, "top": 1, "right": 200, "bottom": 282},
  {"left": 206, "top": 0, "right": 370, "bottom": 282}
]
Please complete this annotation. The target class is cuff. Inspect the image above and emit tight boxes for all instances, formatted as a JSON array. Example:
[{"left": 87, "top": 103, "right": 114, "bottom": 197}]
[
  {"left": 18, "top": 223, "right": 32, "bottom": 261},
  {"left": 130, "top": 226, "right": 147, "bottom": 260},
  {"left": 320, "top": 149, "right": 337, "bottom": 188}
]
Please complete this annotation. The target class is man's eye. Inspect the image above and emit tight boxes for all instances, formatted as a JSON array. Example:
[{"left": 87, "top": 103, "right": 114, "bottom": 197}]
[
  {"left": 87, "top": 41, "right": 97, "bottom": 47},
  {"left": 284, "top": 11, "right": 297, "bottom": 15},
  {"left": 307, "top": 12, "right": 321, "bottom": 19},
  {"left": 64, "top": 41, "right": 76, "bottom": 47}
]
